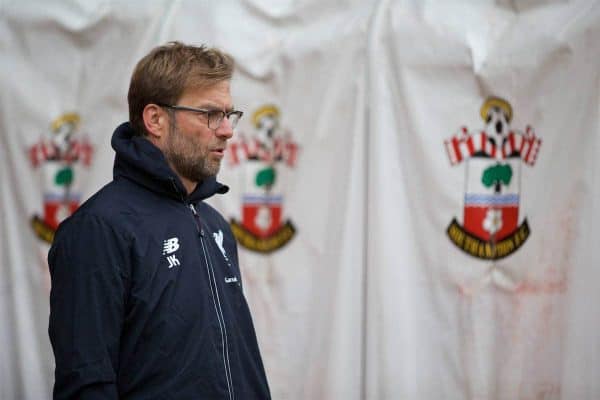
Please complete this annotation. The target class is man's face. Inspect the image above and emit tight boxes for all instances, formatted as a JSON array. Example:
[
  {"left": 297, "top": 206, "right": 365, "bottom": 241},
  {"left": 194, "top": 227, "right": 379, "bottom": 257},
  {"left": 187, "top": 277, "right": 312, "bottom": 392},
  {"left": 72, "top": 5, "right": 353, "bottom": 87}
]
[{"left": 162, "top": 80, "right": 234, "bottom": 183}]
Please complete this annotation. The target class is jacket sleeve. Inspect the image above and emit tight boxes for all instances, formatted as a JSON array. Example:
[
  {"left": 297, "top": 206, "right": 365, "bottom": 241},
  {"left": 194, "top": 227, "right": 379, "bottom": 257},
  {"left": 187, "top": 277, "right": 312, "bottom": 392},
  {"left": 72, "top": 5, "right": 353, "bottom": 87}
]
[{"left": 48, "top": 213, "right": 130, "bottom": 400}]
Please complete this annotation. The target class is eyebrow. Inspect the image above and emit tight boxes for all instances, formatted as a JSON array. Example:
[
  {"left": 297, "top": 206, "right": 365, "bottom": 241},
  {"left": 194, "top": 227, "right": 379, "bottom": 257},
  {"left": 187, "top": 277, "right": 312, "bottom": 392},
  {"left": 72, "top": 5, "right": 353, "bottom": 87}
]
[{"left": 198, "top": 102, "right": 235, "bottom": 112}]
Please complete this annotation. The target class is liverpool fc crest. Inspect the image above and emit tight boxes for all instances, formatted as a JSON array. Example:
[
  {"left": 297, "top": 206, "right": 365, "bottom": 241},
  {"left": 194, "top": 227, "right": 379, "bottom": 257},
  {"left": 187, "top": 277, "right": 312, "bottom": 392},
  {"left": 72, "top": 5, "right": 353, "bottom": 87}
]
[{"left": 444, "top": 97, "right": 541, "bottom": 260}]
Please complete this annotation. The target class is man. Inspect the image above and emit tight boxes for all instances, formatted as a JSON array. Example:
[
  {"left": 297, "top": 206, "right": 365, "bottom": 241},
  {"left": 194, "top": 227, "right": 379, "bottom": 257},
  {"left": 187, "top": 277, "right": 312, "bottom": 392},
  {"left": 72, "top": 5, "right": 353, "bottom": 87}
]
[{"left": 48, "top": 42, "right": 271, "bottom": 400}]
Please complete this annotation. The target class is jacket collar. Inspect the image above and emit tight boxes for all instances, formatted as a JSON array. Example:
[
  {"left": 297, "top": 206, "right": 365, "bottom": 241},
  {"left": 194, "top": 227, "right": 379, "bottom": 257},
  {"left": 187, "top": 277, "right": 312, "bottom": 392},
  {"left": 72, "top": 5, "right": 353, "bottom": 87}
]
[{"left": 111, "top": 122, "right": 228, "bottom": 202}]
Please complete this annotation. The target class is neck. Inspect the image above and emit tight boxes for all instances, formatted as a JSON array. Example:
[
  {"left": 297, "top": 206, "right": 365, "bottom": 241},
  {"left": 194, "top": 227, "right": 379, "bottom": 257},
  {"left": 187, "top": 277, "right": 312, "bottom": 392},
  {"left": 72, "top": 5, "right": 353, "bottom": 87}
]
[
  {"left": 164, "top": 159, "right": 197, "bottom": 195},
  {"left": 143, "top": 137, "right": 198, "bottom": 195},
  {"left": 178, "top": 174, "right": 197, "bottom": 195}
]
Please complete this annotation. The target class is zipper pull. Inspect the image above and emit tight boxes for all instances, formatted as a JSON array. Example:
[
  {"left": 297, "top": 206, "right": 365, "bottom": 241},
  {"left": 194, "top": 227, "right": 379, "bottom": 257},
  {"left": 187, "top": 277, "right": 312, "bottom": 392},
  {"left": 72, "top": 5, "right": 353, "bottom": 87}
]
[{"left": 189, "top": 204, "right": 205, "bottom": 237}]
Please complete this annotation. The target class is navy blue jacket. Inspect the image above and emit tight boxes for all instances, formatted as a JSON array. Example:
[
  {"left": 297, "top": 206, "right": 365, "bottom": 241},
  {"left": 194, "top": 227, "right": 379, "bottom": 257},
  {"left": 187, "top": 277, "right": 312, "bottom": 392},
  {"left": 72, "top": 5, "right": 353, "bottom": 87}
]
[{"left": 48, "top": 122, "right": 271, "bottom": 400}]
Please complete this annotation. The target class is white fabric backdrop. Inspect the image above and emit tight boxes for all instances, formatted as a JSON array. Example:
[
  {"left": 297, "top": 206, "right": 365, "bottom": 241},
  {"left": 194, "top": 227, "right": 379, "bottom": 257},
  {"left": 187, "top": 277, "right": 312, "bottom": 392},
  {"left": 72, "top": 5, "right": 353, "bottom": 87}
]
[
  {"left": 0, "top": 1, "right": 598, "bottom": 399},
  {"left": 366, "top": 1, "right": 600, "bottom": 399}
]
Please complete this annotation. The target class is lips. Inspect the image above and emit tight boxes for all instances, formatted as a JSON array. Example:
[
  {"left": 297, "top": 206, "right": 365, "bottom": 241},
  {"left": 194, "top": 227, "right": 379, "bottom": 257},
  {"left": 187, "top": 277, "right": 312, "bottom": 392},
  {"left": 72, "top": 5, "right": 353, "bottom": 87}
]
[{"left": 210, "top": 147, "right": 226, "bottom": 156}]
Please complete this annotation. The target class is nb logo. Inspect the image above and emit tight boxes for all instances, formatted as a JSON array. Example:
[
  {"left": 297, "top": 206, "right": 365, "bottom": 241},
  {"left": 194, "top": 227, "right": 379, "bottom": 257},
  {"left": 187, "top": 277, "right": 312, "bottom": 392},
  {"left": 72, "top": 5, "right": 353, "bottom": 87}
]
[
  {"left": 163, "top": 237, "right": 180, "bottom": 255},
  {"left": 163, "top": 237, "right": 181, "bottom": 269}
]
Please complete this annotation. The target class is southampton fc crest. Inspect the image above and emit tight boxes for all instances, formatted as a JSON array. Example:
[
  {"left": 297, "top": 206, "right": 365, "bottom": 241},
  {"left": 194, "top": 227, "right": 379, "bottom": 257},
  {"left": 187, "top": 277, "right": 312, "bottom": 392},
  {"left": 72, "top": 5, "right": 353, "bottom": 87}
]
[
  {"left": 444, "top": 97, "right": 541, "bottom": 260},
  {"left": 29, "top": 113, "right": 93, "bottom": 243},
  {"left": 228, "top": 104, "right": 299, "bottom": 253}
]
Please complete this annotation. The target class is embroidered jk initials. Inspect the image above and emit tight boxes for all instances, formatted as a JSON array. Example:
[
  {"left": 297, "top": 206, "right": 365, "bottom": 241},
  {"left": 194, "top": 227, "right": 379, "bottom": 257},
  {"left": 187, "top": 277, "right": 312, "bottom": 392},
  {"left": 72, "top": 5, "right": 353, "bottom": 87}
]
[{"left": 167, "top": 254, "right": 180, "bottom": 269}]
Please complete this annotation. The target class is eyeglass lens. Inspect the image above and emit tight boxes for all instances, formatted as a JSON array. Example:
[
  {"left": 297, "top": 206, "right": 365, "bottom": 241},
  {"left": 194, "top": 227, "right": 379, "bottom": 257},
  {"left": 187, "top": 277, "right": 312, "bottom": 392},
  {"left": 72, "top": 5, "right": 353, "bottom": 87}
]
[{"left": 208, "top": 111, "right": 241, "bottom": 130}]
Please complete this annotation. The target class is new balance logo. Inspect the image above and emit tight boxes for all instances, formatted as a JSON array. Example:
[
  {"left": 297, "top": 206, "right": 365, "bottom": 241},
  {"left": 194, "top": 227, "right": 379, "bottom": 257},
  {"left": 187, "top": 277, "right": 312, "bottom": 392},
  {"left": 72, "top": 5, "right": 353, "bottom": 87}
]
[
  {"left": 163, "top": 237, "right": 180, "bottom": 255},
  {"left": 163, "top": 237, "right": 181, "bottom": 269},
  {"left": 167, "top": 254, "right": 180, "bottom": 269}
]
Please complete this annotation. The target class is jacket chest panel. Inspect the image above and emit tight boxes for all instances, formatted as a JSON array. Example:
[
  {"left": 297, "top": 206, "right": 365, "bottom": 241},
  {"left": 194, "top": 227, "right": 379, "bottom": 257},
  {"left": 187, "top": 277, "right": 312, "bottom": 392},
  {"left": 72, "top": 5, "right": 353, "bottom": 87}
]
[{"left": 128, "top": 210, "right": 243, "bottom": 329}]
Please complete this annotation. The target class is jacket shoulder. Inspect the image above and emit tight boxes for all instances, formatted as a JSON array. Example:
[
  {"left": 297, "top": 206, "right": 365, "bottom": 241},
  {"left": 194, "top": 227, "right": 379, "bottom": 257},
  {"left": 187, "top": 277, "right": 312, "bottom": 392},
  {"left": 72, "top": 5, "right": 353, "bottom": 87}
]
[
  {"left": 52, "top": 181, "right": 134, "bottom": 255},
  {"left": 58, "top": 178, "right": 164, "bottom": 237}
]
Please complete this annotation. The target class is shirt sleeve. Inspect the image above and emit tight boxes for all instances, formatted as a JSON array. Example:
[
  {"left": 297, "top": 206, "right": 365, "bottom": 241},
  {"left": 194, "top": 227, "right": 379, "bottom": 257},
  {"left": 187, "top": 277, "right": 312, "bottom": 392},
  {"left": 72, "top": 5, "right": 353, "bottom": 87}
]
[{"left": 48, "top": 213, "right": 130, "bottom": 400}]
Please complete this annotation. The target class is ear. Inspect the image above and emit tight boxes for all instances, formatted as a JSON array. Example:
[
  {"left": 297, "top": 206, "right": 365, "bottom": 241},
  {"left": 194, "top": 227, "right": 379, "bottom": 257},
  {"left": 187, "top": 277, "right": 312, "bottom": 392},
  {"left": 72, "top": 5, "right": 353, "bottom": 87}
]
[{"left": 142, "top": 104, "right": 169, "bottom": 141}]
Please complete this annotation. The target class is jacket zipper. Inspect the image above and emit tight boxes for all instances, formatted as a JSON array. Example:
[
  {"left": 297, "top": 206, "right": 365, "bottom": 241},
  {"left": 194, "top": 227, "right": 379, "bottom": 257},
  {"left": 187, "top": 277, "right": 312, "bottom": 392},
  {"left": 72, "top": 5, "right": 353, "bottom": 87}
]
[{"left": 189, "top": 203, "right": 235, "bottom": 400}]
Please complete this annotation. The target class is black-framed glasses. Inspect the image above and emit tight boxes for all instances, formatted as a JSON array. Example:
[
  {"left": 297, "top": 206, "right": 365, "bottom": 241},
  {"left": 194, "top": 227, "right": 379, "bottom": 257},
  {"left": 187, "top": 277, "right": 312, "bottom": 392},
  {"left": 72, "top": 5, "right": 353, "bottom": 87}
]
[{"left": 159, "top": 104, "right": 243, "bottom": 130}]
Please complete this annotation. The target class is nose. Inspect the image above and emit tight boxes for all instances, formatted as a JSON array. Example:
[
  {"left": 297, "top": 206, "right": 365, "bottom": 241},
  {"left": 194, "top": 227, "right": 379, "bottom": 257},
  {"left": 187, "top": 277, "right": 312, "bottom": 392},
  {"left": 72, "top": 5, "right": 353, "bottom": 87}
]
[{"left": 215, "top": 116, "right": 234, "bottom": 139}]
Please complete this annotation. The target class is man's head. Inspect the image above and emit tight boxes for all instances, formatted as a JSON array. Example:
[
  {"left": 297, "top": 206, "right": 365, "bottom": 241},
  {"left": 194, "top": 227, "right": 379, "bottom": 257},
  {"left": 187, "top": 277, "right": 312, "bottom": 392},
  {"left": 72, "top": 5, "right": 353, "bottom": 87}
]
[
  {"left": 127, "top": 42, "right": 239, "bottom": 190},
  {"left": 128, "top": 42, "right": 234, "bottom": 136}
]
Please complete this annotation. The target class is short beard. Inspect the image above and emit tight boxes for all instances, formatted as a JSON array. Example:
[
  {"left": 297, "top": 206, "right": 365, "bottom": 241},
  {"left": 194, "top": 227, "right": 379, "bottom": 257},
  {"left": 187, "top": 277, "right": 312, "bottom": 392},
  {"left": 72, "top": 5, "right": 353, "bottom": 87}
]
[{"left": 163, "top": 120, "right": 220, "bottom": 183}]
